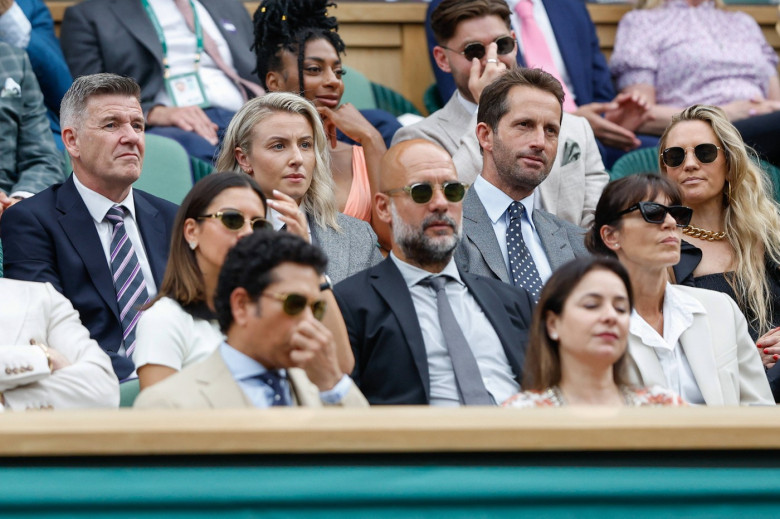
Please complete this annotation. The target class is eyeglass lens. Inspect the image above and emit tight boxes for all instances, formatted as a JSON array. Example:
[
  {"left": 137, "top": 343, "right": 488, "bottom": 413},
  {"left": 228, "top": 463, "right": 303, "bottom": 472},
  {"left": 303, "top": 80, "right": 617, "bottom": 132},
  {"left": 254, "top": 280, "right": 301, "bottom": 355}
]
[
  {"left": 408, "top": 182, "right": 467, "bottom": 204},
  {"left": 662, "top": 143, "right": 719, "bottom": 168},
  {"left": 462, "top": 35, "right": 515, "bottom": 61},
  {"left": 213, "top": 211, "right": 271, "bottom": 231},
  {"left": 640, "top": 202, "right": 693, "bottom": 226},
  {"left": 281, "top": 293, "right": 326, "bottom": 321}
]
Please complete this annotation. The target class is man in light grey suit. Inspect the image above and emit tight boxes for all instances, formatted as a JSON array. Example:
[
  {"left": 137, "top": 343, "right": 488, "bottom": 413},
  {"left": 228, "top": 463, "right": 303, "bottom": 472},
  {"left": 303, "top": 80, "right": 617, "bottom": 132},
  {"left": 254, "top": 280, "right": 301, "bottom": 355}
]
[
  {"left": 392, "top": 0, "right": 607, "bottom": 227},
  {"left": 454, "top": 67, "right": 588, "bottom": 300}
]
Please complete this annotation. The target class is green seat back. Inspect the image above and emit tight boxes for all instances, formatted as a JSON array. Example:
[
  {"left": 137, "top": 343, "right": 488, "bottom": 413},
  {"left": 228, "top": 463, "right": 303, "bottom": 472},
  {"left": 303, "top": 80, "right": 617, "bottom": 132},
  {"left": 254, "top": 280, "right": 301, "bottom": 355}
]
[
  {"left": 119, "top": 378, "right": 141, "bottom": 408},
  {"left": 423, "top": 83, "right": 444, "bottom": 114},
  {"left": 340, "top": 65, "right": 377, "bottom": 110},
  {"left": 370, "top": 82, "right": 421, "bottom": 117},
  {"left": 609, "top": 147, "right": 660, "bottom": 181},
  {"left": 757, "top": 159, "right": 780, "bottom": 204},
  {"left": 190, "top": 156, "right": 214, "bottom": 183}
]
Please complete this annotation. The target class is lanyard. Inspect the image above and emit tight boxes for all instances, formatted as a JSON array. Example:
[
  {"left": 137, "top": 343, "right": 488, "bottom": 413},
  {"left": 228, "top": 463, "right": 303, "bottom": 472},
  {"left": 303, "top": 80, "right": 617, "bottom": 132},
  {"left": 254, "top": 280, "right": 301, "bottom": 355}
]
[{"left": 141, "top": 0, "right": 204, "bottom": 77}]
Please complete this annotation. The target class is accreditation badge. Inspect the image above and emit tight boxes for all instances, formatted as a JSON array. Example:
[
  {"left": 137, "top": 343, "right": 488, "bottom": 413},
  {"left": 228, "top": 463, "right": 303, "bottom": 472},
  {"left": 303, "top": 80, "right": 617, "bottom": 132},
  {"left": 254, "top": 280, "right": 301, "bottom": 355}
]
[{"left": 165, "top": 72, "right": 210, "bottom": 108}]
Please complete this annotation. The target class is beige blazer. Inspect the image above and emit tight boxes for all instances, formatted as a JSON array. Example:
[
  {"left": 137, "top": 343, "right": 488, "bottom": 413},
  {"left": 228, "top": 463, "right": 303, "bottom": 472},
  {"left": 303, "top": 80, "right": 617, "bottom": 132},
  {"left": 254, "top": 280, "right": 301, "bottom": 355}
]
[
  {"left": 134, "top": 349, "right": 368, "bottom": 409},
  {"left": 626, "top": 285, "right": 773, "bottom": 406},
  {"left": 0, "top": 278, "right": 119, "bottom": 410},
  {"left": 392, "top": 93, "right": 608, "bottom": 228}
]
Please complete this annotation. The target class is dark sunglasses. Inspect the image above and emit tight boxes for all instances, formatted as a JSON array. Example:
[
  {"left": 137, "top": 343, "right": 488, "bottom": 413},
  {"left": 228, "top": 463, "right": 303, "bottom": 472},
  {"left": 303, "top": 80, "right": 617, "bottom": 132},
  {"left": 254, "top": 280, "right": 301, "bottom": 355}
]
[
  {"left": 384, "top": 181, "right": 470, "bottom": 204},
  {"left": 262, "top": 292, "right": 326, "bottom": 321},
  {"left": 661, "top": 143, "right": 722, "bottom": 168},
  {"left": 618, "top": 201, "right": 693, "bottom": 227},
  {"left": 198, "top": 210, "right": 272, "bottom": 232},
  {"left": 441, "top": 35, "right": 516, "bottom": 62}
]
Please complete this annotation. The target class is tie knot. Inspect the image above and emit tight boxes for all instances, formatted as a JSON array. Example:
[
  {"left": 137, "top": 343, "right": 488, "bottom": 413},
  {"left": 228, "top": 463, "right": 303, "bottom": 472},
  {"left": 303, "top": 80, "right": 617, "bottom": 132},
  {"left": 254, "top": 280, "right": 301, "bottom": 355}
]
[
  {"left": 508, "top": 201, "right": 525, "bottom": 221},
  {"left": 422, "top": 275, "right": 448, "bottom": 292},
  {"left": 515, "top": 0, "right": 534, "bottom": 18},
  {"left": 105, "top": 205, "right": 127, "bottom": 227}
]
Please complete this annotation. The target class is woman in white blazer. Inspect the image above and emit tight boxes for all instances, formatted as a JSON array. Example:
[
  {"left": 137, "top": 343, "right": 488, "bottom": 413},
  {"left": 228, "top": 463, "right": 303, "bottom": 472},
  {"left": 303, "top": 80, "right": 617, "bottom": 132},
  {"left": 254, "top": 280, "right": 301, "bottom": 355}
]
[{"left": 586, "top": 173, "right": 772, "bottom": 405}]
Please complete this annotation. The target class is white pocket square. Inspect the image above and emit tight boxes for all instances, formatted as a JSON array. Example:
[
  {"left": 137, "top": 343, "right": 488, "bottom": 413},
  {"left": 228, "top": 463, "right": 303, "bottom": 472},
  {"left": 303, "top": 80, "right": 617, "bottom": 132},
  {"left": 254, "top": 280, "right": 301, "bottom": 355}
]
[{"left": 1, "top": 77, "right": 21, "bottom": 98}]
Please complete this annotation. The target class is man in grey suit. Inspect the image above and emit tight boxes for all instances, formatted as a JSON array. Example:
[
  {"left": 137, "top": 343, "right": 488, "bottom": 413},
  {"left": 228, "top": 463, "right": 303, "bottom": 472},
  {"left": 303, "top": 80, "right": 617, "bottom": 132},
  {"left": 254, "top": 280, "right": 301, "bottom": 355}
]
[
  {"left": 392, "top": 0, "right": 607, "bottom": 227},
  {"left": 454, "top": 67, "right": 589, "bottom": 301}
]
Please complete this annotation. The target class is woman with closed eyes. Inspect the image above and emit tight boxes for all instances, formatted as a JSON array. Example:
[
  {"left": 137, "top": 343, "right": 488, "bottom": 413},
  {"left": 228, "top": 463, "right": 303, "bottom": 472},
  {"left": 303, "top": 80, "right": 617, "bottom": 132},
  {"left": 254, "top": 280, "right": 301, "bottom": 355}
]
[
  {"left": 586, "top": 173, "right": 772, "bottom": 405},
  {"left": 659, "top": 105, "right": 780, "bottom": 401},
  {"left": 503, "top": 256, "right": 684, "bottom": 408}
]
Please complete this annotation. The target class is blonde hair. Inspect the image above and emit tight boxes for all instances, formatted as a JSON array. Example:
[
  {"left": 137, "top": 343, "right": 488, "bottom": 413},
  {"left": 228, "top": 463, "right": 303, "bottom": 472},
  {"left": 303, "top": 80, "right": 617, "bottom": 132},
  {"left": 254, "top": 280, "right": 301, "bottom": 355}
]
[
  {"left": 638, "top": 0, "right": 724, "bottom": 9},
  {"left": 659, "top": 104, "right": 780, "bottom": 334},
  {"left": 215, "top": 92, "right": 340, "bottom": 231}
]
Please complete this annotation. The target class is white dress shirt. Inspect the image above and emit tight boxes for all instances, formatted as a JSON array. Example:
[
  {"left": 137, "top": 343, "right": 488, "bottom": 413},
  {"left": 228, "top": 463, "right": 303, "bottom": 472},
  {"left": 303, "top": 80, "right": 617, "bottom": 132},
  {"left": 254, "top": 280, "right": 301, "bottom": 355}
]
[
  {"left": 630, "top": 283, "right": 706, "bottom": 405},
  {"left": 472, "top": 175, "right": 553, "bottom": 283},
  {"left": 390, "top": 253, "right": 520, "bottom": 406},
  {"left": 0, "top": 2, "right": 31, "bottom": 48},
  {"left": 148, "top": 0, "right": 244, "bottom": 111}
]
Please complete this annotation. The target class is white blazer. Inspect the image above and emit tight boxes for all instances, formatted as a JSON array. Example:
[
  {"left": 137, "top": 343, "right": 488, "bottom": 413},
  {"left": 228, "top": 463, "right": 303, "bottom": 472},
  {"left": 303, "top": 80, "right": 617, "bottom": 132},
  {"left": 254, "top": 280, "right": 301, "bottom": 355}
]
[{"left": 626, "top": 285, "right": 773, "bottom": 406}]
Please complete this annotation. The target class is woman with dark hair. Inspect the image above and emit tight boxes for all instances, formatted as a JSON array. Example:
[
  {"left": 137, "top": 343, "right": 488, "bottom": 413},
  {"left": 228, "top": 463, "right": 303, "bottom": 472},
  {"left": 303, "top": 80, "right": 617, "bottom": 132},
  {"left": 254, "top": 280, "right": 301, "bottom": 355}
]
[
  {"left": 586, "top": 173, "right": 772, "bottom": 405},
  {"left": 504, "top": 257, "right": 683, "bottom": 407},
  {"left": 252, "top": 0, "right": 387, "bottom": 243},
  {"left": 134, "top": 173, "right": 353, "bottom": 389}
]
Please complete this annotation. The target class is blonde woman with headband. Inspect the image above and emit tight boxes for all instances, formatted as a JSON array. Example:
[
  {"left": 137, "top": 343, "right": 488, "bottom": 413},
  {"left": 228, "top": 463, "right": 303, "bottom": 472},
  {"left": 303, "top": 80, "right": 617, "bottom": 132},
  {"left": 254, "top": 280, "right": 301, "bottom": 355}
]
[
  {"left": 658, "top": 105, "right": 780, "bottom": 401},
  {"left": 216, "top": 92, "right": 381, "bottom": 284}
]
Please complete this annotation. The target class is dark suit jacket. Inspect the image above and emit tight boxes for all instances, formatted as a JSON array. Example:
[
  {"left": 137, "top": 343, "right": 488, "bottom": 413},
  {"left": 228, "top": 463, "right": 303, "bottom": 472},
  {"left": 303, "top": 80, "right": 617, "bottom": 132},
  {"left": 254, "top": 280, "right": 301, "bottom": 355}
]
[
  {"left": 0, "top": 175, "right": 178, "bottom": 380},
  {"left": 333, "top": 258, "right": 534, "bottom": 405},
  {"left": 61, "top": 0, "right": 257, "bottom": 114},
  {"left": 426, "top": 0, "right": 614, "bottom": 106}
]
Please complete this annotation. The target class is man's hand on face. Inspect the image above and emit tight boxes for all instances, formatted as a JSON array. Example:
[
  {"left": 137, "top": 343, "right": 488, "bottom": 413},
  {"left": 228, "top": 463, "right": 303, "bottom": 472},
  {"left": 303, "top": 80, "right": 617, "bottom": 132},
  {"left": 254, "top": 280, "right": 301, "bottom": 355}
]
[
  {"left": 467, "top": 42, "right": 508, "bottom": 105},
  {"left": 287, "top": 315, "right": 343, "bottom": 391}
]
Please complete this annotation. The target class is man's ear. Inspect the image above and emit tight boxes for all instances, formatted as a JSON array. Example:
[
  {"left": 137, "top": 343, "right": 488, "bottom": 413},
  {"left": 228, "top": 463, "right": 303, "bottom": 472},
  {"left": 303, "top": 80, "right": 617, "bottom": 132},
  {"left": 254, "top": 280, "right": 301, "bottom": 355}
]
[
  {"left": 476, "top": 122, "right": 494, "bottom": 153},
  {"left": 433, "top": 45, "right": 452, "bottom": 73},
  {"left": 374, "top": 192, "right": 393, "bottom": 226},
  {"left": 230, "top": 287, "right": 252, "bottom": 327},
  {"left": 62, "top": 127, "right": 79, "bottom": 159}
]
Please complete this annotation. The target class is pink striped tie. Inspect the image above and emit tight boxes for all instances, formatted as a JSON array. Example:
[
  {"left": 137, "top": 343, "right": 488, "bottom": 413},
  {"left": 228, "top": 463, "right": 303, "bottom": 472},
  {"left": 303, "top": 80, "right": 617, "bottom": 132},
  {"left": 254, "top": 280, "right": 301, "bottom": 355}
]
[
  {"left": 515, "top": 0, "right": 577, "bottom": 112},
  {"left": 105, "top": 205, "right": 150, "bottom": 358}
]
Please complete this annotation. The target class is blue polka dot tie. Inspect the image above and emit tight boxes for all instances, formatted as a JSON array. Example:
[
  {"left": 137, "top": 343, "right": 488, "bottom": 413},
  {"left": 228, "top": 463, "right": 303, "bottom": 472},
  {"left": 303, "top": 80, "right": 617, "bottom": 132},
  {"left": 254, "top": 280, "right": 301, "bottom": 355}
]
[
  {"left": 259, "top": 370, "right": 292, "bottom": 407},
  {"left": 506, "top": 201, "right": 543, "bottom": 301}
]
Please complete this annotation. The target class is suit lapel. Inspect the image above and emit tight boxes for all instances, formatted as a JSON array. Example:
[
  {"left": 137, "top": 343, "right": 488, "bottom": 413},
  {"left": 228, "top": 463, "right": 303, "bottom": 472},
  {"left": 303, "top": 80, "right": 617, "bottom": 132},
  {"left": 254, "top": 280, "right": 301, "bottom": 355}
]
[
  {"left": 370, "top": 259, "right": 431, "bottom": 398},
  {"left": 56, "top": 177, "right": 120, "bottom": 323},
  {"left": 532, "top": 210, "right": 573, "bottom": 271},
  {"left": 626, "top": 332, "right": 667, "bottom": 387},
  {"left": 678, "top": 314, "right": 725, "bottom": 405},
  {"left": 437, "top": 95, "right": 473, "bottom": 149},
  {"left": 111, "top": 0, "right": 163, "bottom": 65},
  {"left": 134, "top": 192, "right": 167, "bottom": 286},
  {"left": 461, "top": 272, "right": 528, "bottom": 384},
  {"left": 462, "top": 189, "right": 509, "bottom": 282},
  {"left": 195, "top": 350, "right": 253, "bottom": 408}
]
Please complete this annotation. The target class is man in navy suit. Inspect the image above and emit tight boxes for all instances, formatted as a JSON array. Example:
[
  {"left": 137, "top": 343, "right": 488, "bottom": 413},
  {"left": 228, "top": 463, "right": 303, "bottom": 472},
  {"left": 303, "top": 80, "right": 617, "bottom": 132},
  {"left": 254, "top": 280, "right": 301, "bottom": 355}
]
[
  {"left": 425, "top": 0, "right": 650, "bottom": 164},
  {"left": 333, "top": 139, "right": 534, "bottom": 406},
  {"left": 0, "top": 73, "right": 178, "bottom": 381}
]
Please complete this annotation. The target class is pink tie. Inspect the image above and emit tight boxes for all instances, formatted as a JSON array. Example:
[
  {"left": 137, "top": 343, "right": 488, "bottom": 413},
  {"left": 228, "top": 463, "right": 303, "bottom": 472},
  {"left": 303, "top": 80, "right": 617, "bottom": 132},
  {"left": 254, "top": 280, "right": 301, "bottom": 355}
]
[{"left": 515, "top": 0, "right": 577, "bottom": 112}]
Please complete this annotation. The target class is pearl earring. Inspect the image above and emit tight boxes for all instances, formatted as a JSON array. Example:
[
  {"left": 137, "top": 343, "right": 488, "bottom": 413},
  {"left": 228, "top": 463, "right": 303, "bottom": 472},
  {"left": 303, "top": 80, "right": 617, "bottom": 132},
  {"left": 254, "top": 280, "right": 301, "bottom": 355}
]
[
  {"left": 550, "top": 332, "right": 559, "bottom": 340},
  {"left": 189, "top": 241, "right": 197, "bottom": 250}
]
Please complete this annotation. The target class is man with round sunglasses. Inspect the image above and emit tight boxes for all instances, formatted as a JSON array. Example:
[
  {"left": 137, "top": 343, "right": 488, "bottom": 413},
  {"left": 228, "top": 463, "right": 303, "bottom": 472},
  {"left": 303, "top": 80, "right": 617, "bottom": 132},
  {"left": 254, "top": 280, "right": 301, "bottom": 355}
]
[
  {"left": 333, "top": 140, "right": 535, "bottom": 406},
  {"left": 135, "top": 230, "right": 367, "bottom": 409},
  {"left": 393, "top": 0, "right": 608, "bottom": 228}
]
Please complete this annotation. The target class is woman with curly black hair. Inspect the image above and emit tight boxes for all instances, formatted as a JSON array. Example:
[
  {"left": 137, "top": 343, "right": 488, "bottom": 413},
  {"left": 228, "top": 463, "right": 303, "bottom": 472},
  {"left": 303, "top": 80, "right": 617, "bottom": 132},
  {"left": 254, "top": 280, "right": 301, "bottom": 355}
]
[{"left": 252, "top": 0, "right": 387, "bottom": 248}]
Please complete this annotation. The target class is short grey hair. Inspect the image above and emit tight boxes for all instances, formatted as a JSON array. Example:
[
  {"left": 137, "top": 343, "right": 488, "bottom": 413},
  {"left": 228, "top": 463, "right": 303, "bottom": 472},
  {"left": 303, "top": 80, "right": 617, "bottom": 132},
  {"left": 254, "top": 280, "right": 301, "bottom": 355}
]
[{"left": 60, "top": 73, "right": 141, "bottom": 129}]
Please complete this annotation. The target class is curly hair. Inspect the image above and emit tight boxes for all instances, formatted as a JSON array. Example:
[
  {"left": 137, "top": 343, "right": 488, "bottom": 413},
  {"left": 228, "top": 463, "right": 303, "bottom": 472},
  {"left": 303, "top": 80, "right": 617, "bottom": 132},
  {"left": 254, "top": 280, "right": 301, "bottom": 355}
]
[
  {"left": 252, "top": 0, "right": 345, "bottom": 92},
  {"left": 659, "top": 105, "right": 780, "bottom": 335}
]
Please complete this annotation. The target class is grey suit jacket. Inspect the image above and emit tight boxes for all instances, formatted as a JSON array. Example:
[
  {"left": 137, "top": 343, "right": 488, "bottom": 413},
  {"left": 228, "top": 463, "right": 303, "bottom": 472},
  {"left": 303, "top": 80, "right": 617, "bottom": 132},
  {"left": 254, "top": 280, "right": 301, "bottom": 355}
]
[
  {"left": 310, "top": 212, "right": 382, "bottom": 284},
  {"left": 454, "top": 187, "right": 588, "bottom": 283},
  {"left": 626, "top": 285, "right": 773, "bottom": 406},
  {"left": 61, "top": 0, "right": 257, "bottom": 114},
  {"left": 134, "top": 348, "right": 369, "bottom": 409},
  {"left": 393, "top": 93, "right": 608, "bottom": 228}
]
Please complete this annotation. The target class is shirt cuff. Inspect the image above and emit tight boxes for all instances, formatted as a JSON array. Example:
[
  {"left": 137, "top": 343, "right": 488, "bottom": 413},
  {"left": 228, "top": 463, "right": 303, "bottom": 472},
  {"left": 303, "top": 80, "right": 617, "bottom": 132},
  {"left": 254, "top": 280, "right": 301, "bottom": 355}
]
[
  {"left": 0, "top": 3, "right": 32, "bottom": 49},
  {"left": 319, "top": 373, "right": 352, "bottom": 404},
  {"left": 9, "top": 191, "right": 33, "bottom": 200}
]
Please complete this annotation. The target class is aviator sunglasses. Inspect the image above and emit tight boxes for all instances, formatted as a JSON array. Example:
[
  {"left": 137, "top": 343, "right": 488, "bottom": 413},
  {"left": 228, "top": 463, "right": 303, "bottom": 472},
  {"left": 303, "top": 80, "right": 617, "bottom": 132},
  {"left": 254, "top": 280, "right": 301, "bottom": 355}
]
[
  {"left": 618, "top": 201, "right": 693, "bottom": 227},
  {"left": 262, "top": 292, "right": 327, "bottom": 321},
  {"left": 441, "top": 35, "right": 516, "bottom": 62},
  {"left": 198, "top": 210, "right": 273, "bottom": 232},
  {"left": 661, "top": 143, "right": 722, "bottom": 168},
  {"left": 384, "top": 181, "right": 470, "bottom": 204}
]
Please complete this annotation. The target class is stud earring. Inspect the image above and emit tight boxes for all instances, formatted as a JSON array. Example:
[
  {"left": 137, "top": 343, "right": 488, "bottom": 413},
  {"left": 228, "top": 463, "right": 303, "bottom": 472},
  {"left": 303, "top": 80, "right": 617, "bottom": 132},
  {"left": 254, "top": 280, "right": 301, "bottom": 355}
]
[
  {"left": 550, "top": 332, "right": 559, "bottom": 340},
  {"left": 189, "top": 241, "right": 197, "bottom": 250}
]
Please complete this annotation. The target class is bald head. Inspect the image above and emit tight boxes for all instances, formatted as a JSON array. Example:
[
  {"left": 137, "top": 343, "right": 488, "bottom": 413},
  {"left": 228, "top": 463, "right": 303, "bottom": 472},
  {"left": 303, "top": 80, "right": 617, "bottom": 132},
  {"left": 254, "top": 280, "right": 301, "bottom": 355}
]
[{"left": 380, "top": 139, "right": 456, "bottom": 193}]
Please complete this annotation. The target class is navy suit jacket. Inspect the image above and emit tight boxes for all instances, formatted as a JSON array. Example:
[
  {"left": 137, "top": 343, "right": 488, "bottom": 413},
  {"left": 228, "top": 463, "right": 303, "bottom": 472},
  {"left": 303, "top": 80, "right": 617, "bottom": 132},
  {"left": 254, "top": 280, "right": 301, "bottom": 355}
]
[
  {"left": 333, "top": 257, "right": 534, "bottom": 405},
  {"left": 0, "top": 175, "right": 178, "bottom": 380},
  {"left": 426, "top": 0, "right": 614, "bottom": 106}
]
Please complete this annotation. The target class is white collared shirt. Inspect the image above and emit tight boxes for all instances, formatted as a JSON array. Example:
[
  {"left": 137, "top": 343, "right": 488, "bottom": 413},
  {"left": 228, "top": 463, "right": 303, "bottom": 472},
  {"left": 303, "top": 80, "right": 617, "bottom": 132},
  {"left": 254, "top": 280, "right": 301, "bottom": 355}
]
[
  {"left": 72, "top": 173, "right": 158, "bottom": 298},
  {"left": 0, "top": 2, "right": 31, "bottom": 48},
  {"left": 630, "top": 283, "right": 706, "bottom": 405},
  {"left": 268, "top": 207, "right": 313, "bottom": 242},
  {"left": 148, "top": 0, "right": 244, "bottom": 111},
  {"left": 506, "top": 0, "right": 576, "bottom": 103},
  {"left": 472, "top": 175, "right": 552, "bottom": 283},
  {"left": 389, "top": 253, "right": 520, "bottom": 406}
]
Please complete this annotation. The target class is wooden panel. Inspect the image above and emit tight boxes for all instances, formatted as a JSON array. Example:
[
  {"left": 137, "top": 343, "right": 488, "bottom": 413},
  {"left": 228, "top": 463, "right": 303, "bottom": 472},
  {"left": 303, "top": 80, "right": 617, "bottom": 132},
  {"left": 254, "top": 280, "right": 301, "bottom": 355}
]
[{"left": 340, "top": 24, "right": 401, "bottom": 47}]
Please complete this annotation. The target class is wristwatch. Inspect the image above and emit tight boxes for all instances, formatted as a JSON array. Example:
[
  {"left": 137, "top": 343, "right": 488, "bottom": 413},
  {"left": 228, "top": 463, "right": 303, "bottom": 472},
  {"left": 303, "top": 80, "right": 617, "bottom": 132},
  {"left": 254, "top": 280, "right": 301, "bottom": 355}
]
[{"left": 319, "top": 274, "right": 333, "bottom": 292}]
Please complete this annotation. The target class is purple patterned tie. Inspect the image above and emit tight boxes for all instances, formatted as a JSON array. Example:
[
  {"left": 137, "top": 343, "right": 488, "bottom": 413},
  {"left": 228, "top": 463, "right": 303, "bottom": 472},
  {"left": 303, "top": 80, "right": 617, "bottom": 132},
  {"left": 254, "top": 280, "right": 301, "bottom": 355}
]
[{"left": 105, "top": 205, "right": 150, "bottom": 357}]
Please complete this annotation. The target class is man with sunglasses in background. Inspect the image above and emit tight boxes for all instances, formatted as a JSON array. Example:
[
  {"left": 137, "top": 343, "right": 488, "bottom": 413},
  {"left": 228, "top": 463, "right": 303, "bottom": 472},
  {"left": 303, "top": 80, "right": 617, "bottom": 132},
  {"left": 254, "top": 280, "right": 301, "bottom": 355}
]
[
  {"left": 455, "top": 68, "right": 589, "bottom": 302},
  {"left": 333, "top": 139, "right": 534, "bottom": 406},
  {"left": 0, "top": 74, "right": 178, "bottom": 382},
  {"left": 135, "top": 230, "right": 367, "bottom": 409},
  {"left": 392, "top": 0, "right": 608, "bottom": 228}
]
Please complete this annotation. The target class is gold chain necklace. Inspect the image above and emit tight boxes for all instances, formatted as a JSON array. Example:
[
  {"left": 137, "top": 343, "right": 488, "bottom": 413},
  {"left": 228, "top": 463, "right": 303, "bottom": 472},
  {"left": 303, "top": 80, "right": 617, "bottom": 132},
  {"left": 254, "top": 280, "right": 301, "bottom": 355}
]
[{"left": 682, "top": 224, "right": 727, "bottom": 241}]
